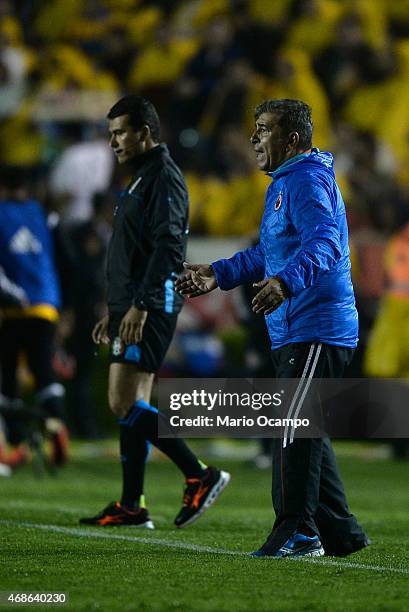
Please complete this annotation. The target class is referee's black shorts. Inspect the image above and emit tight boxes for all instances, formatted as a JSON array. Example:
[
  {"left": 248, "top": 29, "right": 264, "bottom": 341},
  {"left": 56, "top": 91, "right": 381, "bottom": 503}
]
[{"left": 108, "top": 310, "right": 178, "bottom": 373}]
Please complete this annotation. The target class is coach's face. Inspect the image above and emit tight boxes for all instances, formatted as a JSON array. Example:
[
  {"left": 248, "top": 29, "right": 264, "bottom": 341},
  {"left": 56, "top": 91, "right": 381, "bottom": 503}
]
[
  {"left": 250, "top": 112, "right": 294, "bottom": 172},
  {"left": 108, "top": 114, "right": 146, "bottom": 164}
]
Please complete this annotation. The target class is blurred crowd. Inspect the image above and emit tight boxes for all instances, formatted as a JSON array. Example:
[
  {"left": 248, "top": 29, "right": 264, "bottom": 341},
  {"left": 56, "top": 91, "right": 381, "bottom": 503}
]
[
  {"left": 0, "top": 0, "right": 409, "bottom": 455},
  {"left": 1, "top": 0, "right": 408, "bottom": 234}
]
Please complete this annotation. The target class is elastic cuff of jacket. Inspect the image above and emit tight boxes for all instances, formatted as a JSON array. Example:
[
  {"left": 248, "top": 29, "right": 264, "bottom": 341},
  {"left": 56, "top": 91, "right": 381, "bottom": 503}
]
[
  {"left": 276, "top": 272, "right": 296, "bottom": 297},
  {"left": 211, "top": 260, "right": 235, "bottom": 291},
  {"left": 132, "top": 299, "right": 148, "bottom": 311},
  {"left": 275, "top": 276, "right": 291, "bottom": 298}
]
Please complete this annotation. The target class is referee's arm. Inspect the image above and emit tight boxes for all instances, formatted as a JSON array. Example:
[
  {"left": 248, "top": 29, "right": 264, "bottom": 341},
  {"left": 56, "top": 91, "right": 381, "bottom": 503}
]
[{"left": 133, "top": 172, "right": 187, "bottom": 310}]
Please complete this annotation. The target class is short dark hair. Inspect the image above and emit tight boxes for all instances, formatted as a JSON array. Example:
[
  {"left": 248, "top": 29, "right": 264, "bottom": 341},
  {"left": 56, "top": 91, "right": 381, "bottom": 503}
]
[
  {"left": 255, "top": 99, "right": 313, "bottom": 149},
  {"left": 107, "top": 95, "right": 161, "bottom": 142}
]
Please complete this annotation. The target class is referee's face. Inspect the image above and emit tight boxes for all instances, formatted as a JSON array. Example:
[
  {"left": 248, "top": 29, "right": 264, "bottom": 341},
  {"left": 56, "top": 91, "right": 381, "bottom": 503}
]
[
  {"left": 250, "top": 112, "right": 290, "bottom": 172},
  {"left": 108, "top": 114, "right": 146, "bottom": 164}
]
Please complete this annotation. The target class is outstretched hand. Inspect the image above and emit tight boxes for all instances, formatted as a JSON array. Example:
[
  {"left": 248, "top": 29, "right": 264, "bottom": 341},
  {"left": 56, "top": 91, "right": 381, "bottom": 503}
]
[
  {"left": 175, "top": 262, "right": 218, "bottom": 298},
  {"left": 252, "top": 277, "right": 289, "bottom": 315}
]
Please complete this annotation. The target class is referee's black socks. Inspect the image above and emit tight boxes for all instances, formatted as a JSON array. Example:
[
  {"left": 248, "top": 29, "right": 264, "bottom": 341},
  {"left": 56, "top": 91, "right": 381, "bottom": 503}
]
[
  {"left": 119, "top": 400, "right": 205, "bottom": 508},
  {"left": 119, "top": 411, "right": 149, "bottom": 508}
]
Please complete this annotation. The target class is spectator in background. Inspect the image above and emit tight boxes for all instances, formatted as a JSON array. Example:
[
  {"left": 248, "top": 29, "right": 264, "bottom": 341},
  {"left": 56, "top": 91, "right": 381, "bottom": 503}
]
[
  {"left": 0, "top": 21, "right": 28, "bottom": 118},
  {"left": 313, "top": 13, "right": 388, "bottom": 114},
  {"left": 99, "top": 26, "right": 134, "bottom": 85},
  {"left": 127, "top": 22, "right": 197, "bottom": 115},
  {"left": 345, "top": 130, "right": 407, "bottom": 235},
  {"left": 246, "top": 48, "right": 331, "bottom": 147},
  {"left": 231, "top": 1, "right": 285, "bottom": 77},
  {"left": 194, "top": 124, "right": 267, "bottom": 235},
  {"left": 285, "top": 0, "right": 341, "bottom": 59},
  {"left": 49, "top": 122, "right": 114, "bottom": 224},
  {"left": 173, "top": 15, "right": 242, "bottom": 131},
  {"left": 198, "top": 58, "right": 255, "bottom": 139},
  {"left": 0, "top": 166, "right": 68, "bottom": 466},
  {"left": 343, "top": 39, "right": 409, "bottom": 169}
]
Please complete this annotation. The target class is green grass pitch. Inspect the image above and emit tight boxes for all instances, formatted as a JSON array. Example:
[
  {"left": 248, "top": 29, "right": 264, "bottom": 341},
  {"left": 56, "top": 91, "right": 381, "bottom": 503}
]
[{"left": 0, "top": 441, "right": 408, "bottom": 611}]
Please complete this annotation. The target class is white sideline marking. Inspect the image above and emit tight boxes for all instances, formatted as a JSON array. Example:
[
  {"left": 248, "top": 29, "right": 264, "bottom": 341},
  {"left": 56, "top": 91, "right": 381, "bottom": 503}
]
[
  {"left": 0, "top": 520, "right": 235, "bottom": 556},
  {"left": 1, "top": 520, "right": 408, "bottom": 575}
]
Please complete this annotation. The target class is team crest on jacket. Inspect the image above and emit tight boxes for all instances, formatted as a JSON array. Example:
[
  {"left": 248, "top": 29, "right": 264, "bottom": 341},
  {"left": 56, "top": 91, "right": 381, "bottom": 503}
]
[
  {"left": 274, "top": 193, "right": 282, "bottom": 211},
  {"left": 112, "top": 336, "right": 123, "bottom": 356}
]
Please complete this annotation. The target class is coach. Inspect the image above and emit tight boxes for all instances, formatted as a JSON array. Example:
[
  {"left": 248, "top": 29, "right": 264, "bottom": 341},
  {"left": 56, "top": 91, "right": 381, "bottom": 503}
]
[{"left": 176, "top": 99, "right": 370, "bottom": 558}]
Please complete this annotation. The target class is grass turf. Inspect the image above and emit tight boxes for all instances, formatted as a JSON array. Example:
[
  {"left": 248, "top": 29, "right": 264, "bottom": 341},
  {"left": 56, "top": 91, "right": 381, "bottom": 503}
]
[{"left": 0, "top": 441, "right": 408, "bottom": 611}]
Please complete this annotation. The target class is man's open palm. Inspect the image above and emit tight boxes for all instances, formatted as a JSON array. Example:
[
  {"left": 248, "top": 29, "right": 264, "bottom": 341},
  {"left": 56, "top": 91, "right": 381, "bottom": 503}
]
[{"left": 175, "top": 263, "right": 218, "bottom": 297}]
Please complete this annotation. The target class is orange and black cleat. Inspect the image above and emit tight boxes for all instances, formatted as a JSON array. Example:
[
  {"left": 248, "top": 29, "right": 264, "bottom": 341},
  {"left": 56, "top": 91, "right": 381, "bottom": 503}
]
[
  {"left": 174, "top": 467, "right": 231, "bottom": 528},
  {"left": 79, "top": 502, "right": 154, "bottom": 528}
]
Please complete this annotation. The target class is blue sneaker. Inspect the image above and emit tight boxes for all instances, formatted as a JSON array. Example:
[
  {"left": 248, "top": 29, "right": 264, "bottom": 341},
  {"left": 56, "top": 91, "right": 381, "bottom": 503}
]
[{"left": 251, "top": 532, "right": 324, "bottom": 558}]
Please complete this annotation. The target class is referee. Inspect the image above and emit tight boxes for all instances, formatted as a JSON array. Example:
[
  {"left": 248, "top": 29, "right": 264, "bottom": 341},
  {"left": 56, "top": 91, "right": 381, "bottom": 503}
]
[
  {"left": 176, "top": 99, "right": 370, "bottom": 557},
  {"left": 80, "top": 96, "right": 229, "bottom": 529}
]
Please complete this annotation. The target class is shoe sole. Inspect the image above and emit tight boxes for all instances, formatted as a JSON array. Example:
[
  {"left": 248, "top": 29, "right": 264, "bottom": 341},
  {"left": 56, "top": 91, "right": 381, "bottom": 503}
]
[
  {"left": 176, "top": 470, "right": 231, "bottom": 528},
  {"left": 126, "top": 520, "right": 155, "bottom": 530},
  {"left": 251, "top": 545, "right": 325, "bottom": 558},
  {"left": 292, "top": 546, "right": 325, "bottom": 557}
]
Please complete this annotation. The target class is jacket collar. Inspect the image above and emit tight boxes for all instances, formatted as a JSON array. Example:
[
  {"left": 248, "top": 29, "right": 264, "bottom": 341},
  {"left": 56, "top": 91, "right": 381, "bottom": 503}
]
[
  {"left": 130, "top": 143, "right": 168, "bottom": 172},
  {"left": 268, "top": 148, "right": 317, "bottom": 178}
]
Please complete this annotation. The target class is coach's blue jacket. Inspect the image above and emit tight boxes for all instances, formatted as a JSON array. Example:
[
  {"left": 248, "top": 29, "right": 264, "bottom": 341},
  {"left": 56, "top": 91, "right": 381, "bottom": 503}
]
[{"left": 211, "top": 149, "right": 358, "bottom": 350}]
